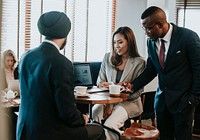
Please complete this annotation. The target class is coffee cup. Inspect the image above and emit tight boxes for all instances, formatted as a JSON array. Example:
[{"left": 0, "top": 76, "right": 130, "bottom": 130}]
[
  {"left": 109, "top": 85, "right": 123, "bottom": 96},
  {"left": 4, "top": 89, "right": 18, "bottom": 100},
  {"left": 75, "top": 86, "right": 87, "bottom": 95}
]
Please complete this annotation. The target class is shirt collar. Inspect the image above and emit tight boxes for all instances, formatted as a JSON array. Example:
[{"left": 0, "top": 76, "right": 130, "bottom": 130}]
[
  {"left": 43, "top": 39, "right": 60, "bottom": 51},
  {"left": 161, "top": 23, "right": 173, "bottom": 43}
]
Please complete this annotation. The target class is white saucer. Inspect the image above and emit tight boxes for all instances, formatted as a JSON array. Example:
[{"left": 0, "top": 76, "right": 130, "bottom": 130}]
[{"left": 74, "top": 93, "right": 89, "bottom": 98}]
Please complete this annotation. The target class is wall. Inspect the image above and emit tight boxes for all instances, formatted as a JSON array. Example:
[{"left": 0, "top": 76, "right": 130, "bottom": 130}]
[
  {"left": 116, "top": 0, "right": 147, "bottom": 57},
  {"left": 147, "top": 0, "right": 176, "bottom": 23}
]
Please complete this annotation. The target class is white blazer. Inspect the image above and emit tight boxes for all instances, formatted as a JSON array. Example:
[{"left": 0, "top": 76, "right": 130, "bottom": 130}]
[{"left": 97, "top": 53, "right": 146, "bottom": 118}]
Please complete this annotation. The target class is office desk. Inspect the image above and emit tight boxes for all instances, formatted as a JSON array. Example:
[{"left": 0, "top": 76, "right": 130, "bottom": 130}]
[{"left": 76, "top": 92, "right": 129, "bottom": 122}]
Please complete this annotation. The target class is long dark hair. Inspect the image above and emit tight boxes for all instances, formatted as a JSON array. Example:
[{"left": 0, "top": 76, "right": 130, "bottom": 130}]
[{"left": 110, "top": 26, "right": 140, "bottom": 67}]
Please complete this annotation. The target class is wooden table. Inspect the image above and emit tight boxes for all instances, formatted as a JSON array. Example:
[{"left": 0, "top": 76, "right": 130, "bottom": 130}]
[
  {"left": 76, "top": 91, "right": 129, "bottom": 122},
  {"left": 1, "top": 92, "right": 129, "bottom": 122}
]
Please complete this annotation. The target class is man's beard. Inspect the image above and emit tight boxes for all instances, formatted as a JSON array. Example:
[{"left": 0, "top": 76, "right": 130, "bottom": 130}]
[{"left": 60, "top": 39, "right": 67, "bottom": 50}]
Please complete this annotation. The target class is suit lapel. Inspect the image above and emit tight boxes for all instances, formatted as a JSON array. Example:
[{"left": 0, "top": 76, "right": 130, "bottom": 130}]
[
  {"left": 120, "top": 58, "right": 135, "bottom": 82},
  {"left": 109, "top": 58, "right": 135, "bottom": 83},
  {"left": 165, "top": 24, "right": 179, "bottom": 68}
]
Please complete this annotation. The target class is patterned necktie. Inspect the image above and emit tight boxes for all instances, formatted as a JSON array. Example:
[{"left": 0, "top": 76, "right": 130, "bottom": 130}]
[{"left": 159, "top": 39, "right": 165, "bottom": 69}]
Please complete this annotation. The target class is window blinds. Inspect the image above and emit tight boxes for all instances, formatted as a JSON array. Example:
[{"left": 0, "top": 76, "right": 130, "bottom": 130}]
[
  {"left": 176, "top": 0, "right": 200, "bottom": 37},
  {"left": 1, "top": 0, "right": 116, "bottom": 62}
]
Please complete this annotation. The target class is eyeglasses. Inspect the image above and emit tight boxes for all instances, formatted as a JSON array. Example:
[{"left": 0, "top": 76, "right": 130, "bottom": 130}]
[{"left": 142, "top": 24, "right": 157, "bottom": 32}]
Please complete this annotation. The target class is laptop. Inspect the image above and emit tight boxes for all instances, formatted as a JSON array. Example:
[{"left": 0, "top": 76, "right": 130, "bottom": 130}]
[
  {"left": 73, "top": 63, "right": 94, "bottom": 89},
  {"left": 73, "top": 63, "right": 108, "bottom": 93},
  {"left": 7, "top": 79, "right": 20, "bottom": 96}
]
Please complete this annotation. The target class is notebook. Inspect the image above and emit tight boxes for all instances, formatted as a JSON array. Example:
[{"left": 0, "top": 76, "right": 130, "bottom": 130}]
[
  {"left": 73, "top": 63, "right": 108, "bottom": 93},
  {"left": 7, "top": 79, "right": 20, "bottom": 96}
]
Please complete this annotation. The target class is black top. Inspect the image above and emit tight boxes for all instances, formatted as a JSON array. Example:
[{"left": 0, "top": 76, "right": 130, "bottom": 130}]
[
  {"left": 14, "top": 65, "right": 19, "bottom": 79},
  {"left": 116, "top": 69, "right": 123, "bottom": 83}
]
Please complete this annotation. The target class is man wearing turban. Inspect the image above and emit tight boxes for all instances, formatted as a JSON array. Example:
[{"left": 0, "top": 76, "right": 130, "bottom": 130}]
[{"left": 16, "top": 11, "right": 105, "bottom": 140}]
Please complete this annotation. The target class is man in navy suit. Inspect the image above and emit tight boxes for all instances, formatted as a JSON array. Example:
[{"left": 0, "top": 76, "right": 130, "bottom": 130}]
[
  {"left": 17, "top": 11, "right": 105, "bottom": 140},
  {"left": 121, "top": 6, "right": 200, "bottom": 140}
]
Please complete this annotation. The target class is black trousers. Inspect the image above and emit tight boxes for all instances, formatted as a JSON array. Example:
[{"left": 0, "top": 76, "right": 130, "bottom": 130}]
[
  {"left": 156, "top": 104, "right": 195, "bottom": 140},
  {"left": 85, "top": 123, "right": 106, "bottom": 140},
  {"left": 193, "top": 103, "right": 200, "bottom": 135}
]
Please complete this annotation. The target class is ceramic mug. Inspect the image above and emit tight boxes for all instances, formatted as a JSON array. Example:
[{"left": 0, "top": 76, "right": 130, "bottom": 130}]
[
  {"left": 109, "top": 85, "right": 123, "bottom": 96},
  {"left": 75, "top": 86, "right": 88, "bottom": 95}
]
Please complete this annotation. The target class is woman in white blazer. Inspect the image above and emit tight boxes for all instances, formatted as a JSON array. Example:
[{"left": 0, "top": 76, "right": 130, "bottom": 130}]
[{"left": 92, "top": 26, "right": 146, "bottom": 140}]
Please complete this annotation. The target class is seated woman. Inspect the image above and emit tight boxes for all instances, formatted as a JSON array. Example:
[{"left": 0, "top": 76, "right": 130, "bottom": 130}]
[
  {"left": 92, "top": 26, "right": 146, "bottom": 140},
  {"left": 0, "top": 49, "right": 18, "bottom": 90}
]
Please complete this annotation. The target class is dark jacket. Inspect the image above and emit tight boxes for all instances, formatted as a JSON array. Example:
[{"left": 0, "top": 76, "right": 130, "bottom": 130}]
[
  {"left": 17, "top": 42, "right": 88, "bottom": 140},
  {"left": 132, "top": 23, "right": 200, "bottom": 113}
]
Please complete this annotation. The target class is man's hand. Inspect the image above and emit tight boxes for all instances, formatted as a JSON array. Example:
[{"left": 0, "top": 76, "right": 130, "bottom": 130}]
[{"left": 119, "top": 81, "right": 134, "bottom": 93}]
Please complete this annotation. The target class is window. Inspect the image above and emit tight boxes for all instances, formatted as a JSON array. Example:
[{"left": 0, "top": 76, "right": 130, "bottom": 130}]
[
  {"left": 177, "top": 8, "right": 200, "bottom": 37},
  {"left": 176, "top": 1, "right": 200, "bottom": 36},
  {"left": 1, "top": 0, "right": 116, "bottom": 62}
]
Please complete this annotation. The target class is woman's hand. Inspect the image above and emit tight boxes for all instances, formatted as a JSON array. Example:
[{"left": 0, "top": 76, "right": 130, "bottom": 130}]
[{"left": 98, "top": 82, "right": 110, "bottom": 88}]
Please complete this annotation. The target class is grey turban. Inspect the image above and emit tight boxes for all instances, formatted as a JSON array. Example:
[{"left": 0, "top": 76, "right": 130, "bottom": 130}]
[{"left": 37, "top": 11, "right": 71, "bottom": 39}]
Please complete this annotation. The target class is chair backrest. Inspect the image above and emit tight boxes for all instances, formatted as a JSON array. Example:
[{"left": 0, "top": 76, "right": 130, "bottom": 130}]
[
  {"left": 141, "top": 91, "right": 156, "bottom": 120},
  {"left": 131, "top": 91, "right": 156, "bottom": 127},
  {"left": 74, "top": 62, "right": 101, "bottom": 114},
  {"left": 122, "top": 92, "right": 158, "bottom": 139},
  {"left": 89, "top": 62, "right": 101, "bottom": 85}
]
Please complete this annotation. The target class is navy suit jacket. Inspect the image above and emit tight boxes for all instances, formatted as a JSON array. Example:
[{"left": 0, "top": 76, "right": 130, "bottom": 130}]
[
  {"left": 17, "top": 42, "right": 88, "bottom": 140},
  {"left": 132, "top": 23, "right": 200, "bottom": 113}
]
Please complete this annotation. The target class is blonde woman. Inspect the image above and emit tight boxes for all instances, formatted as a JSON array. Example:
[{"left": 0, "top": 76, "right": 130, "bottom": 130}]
[{"left": 1, "top": 49, "right": 18, "bottom": 89}]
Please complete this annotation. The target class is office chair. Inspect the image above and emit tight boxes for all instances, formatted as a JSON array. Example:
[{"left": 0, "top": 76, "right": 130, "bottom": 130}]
[
  {"left": 121, "top": 122, "right": 159, "bottom": 140},
  {"left": 121, "top": 91, "right": 156, "bottom": 131},
  {"left": 89, "top": 62, "right": 102, "bottom": 85},
  {"left": 135, "top": 91, "right": 156, "bottom": 126},
  {"left": 120, "top": 91, "right": 159, "bottom": 139},
  {"left": 100, "top": 91, "right": 158, "bottom": 140}
]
